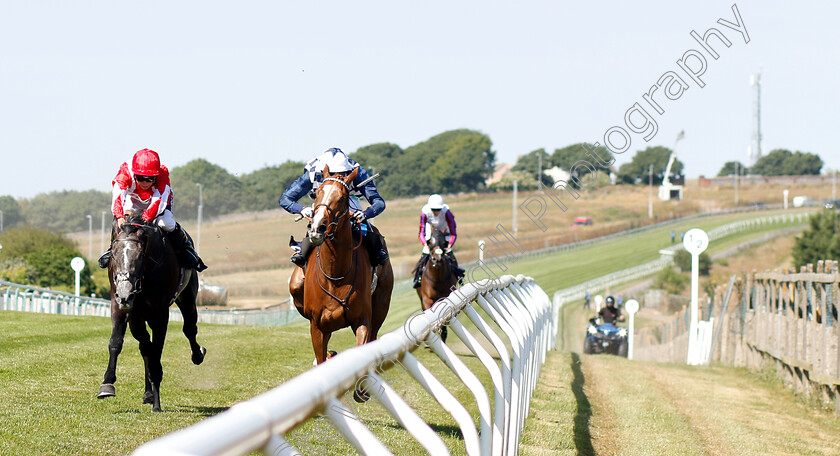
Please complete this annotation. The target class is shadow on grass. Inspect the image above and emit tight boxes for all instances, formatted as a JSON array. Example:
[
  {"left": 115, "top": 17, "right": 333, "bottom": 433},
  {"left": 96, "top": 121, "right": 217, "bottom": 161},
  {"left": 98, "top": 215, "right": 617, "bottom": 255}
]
[
  {"left": 427, "top": 423, "right": 464, "bottom": 440},
  {"left": 380, "top": 421, "right": 463, "bottom": 440},
  {"left": 172, "top": 405, "right": 230, "bottom": 416},
  {"left": 113, "top": 405, "right": 228, "bottom": 416},
  {"left": 570, "top": 352, "right": 594, "bottom": 455}
]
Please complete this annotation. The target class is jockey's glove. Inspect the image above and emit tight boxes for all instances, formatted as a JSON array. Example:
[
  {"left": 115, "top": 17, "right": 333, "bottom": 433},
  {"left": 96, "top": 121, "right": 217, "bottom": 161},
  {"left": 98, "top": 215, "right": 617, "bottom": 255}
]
[
  {"left": 300, "top": 206, "right": 314, "bottom": 219},
  {"left": 353, "top": 211, "right": 366, "bottom": 224}
]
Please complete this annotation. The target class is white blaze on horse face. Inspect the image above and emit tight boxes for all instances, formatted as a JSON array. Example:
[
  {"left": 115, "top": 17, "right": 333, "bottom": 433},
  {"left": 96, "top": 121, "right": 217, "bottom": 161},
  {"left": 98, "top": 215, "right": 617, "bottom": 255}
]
[
  {"left": 434, "top": 247, "right": 443, "bottom": 255},
  {"left": 310, "top": 182, "right": 337, "bottom": 241}
]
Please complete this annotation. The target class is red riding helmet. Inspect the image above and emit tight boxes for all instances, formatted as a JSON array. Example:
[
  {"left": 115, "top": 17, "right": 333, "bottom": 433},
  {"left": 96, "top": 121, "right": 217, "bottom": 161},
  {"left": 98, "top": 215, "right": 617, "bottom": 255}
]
[{"left": 131, "top": 149, "right": 161, "bottom": 176}]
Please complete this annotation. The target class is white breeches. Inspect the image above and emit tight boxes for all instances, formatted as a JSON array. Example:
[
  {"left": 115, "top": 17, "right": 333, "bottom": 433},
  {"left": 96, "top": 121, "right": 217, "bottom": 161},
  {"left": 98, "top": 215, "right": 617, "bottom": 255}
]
[{"left": 154, "top": 210, "right": 177, "bottom": 232}]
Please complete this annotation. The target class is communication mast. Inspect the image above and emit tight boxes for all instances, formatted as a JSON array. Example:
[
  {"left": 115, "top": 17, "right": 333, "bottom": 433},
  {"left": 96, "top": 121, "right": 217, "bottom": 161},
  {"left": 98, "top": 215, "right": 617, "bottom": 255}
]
[
  {"left": 749, "top": 71, "right": 762, "bottom": 165},
  {"left": 658, "top": 130, "right": 685, "bottom": 201}
]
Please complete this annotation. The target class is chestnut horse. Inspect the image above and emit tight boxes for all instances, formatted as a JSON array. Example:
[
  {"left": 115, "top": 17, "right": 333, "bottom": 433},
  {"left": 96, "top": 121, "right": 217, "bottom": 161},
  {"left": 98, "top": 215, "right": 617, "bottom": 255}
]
[
  {"left": 97, "top": 213, "right": 206, "bottom": 412},
  {"left": 416, "top": 228, "right": 458, "bottom": 342},
  {"left": 289, "top": 165, "right": 393, "bottom": 365}
]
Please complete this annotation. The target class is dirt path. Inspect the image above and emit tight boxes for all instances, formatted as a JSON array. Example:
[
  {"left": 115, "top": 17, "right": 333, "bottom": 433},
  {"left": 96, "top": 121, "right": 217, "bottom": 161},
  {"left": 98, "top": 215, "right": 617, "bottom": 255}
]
[{"left": 581, "top": 355, "right": 840, "bottom": 455}]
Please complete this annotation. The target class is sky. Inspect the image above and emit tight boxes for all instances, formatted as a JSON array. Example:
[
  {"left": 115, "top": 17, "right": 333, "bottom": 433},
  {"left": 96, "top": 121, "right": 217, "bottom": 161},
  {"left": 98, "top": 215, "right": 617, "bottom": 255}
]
[{"left": 1, "top": 1, "right": 837, "bottom": 199}]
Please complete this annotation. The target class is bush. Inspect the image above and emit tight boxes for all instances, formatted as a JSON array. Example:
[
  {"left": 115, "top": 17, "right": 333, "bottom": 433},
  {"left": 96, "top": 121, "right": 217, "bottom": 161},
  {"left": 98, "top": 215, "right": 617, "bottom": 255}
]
[
  {"left": 0, "top": 227, "right": 97, "bottom": 294},
  {"left": 792, "top": 210, "right": 840, "bottom": 267},
  {"left": 0, "top": 257, "right": 28, "bottom": 283},
  {"left": 674, "top": 249, "right": 712, "bottom": 275},
  {"left": 654, "top": 267, "right": 690, "bottom": 295}
]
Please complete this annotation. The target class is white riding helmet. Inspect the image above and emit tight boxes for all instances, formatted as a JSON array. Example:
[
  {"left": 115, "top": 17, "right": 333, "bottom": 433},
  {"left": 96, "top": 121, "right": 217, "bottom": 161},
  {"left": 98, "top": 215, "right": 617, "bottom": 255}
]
[
  {"left": 428, "top": 194, "right": 445, "bottom": 209},
  {"left": 324, "top": 150, "right": 355, "bottom": 174}
]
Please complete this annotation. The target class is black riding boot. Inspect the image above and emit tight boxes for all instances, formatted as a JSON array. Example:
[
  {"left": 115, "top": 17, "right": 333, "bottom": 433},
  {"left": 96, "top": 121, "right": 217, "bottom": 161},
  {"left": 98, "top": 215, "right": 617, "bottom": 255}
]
[
  {"left": 412, "top": 254, "right": 429, "bottom": 288},
  {"left": 291, "top": 235, "right": 313, "bottom": 268},
  {"left": 98, "top": 250, "right": 111, "bottom": 269},
  {"left": 98, "top": 232, "right": 116, "bottom": 268},
  {"left": 168, "top": 224, "right": 208, "bottom": 272},
  {"left": 447, "top": 251, "right": 465, "bottom": 283},
  {"left": 362, "top": 230, "right": 388, "bottom": 267}
]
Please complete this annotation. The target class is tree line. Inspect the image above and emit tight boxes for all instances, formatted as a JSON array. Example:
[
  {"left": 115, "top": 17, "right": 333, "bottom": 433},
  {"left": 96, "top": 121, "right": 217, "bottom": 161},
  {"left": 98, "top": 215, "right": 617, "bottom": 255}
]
[
  {"left": 717, "top": 149, "right": 823, "bottom": 177},
  {"left": 0, "top": 133, "right": 824, "bottom": 235},
  {"left": 510, "top": 145, "right": 823, "bottom": 187},
  {"left": 0, "top": 129, "right": 496, "bottom": 233}
]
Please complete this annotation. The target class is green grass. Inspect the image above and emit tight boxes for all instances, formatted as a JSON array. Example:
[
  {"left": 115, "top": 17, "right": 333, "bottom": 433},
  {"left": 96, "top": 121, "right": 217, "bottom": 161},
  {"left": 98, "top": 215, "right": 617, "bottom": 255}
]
[
  {"left": 2, "top": 210, "right": 814, "bottom": 455},
  {"left": 485, "top": 211, "right": 806, "bottom": 296}
]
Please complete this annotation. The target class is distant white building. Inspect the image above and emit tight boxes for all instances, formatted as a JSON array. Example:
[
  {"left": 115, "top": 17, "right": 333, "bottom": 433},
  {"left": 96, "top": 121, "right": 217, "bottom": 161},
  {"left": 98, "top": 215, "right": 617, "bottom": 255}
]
[
  {"left": 543, "top": 166, "right": 570, "bottom": 183},
  {"left": 486, "top": 162, "right": 513, "bottom": 186}
]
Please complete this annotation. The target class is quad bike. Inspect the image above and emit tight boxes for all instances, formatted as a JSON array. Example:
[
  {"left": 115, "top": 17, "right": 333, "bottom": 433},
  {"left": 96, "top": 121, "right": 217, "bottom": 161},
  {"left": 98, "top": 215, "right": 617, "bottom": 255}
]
[{"left": 583, "top": 317, "right": 628, "bottom": 357}]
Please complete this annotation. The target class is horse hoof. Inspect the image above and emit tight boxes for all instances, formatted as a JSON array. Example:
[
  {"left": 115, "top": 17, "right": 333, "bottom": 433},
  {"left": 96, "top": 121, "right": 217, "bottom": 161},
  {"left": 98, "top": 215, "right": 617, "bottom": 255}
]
[
  {"left": 97, "top": 383, "right": 116, "bottom": 398},
  {"left": 191, "top": 346, "right": 207, "bottom": 365},
  {"left": 313, "top": 350, "right": 339, "bottom": 366},
  {"left": 142, "top": 392, "right": 154, "bottom": 405},
  {"left": 353, "top": 386, "right": 372, "bottom": 403}
]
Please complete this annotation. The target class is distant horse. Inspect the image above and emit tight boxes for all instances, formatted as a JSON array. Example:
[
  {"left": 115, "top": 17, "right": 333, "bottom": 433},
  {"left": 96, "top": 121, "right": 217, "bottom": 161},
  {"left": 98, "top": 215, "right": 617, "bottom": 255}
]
[
  {"left": 416, "top": 228, "right": 458, "bottom": 342},
  {"left": 97, "top": 212, "right": 206, "bottom": 412},
  {"left": 289, "top": 165, "right": 394, "bottom": 367}
]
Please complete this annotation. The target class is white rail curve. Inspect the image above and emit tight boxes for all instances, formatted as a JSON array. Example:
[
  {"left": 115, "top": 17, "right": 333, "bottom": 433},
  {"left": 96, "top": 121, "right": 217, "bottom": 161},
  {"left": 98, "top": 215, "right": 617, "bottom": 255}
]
[{"left": 132, "top": 275, "right": 554, "bottom": 456}]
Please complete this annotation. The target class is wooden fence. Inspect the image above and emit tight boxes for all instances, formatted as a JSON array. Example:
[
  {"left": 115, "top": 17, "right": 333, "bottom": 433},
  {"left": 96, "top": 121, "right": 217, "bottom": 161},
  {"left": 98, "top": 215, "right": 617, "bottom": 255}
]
[{"left": 634, "top": 260, "right": 840, "bottom": 414}]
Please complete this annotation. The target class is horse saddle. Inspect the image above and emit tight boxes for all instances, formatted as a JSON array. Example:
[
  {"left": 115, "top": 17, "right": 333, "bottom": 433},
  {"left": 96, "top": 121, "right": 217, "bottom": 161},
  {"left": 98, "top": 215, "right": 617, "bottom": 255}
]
[
  {"left": 289, "top": 235, "right": 302, "bottom": 254},
  {"left": 169, "top": 268, "right": 193, "bottom": 305}
]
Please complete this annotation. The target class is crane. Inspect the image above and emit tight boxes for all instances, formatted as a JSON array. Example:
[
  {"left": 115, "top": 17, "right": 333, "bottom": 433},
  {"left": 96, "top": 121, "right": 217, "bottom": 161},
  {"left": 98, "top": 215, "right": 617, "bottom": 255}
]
[{"left": 658, "top": 130, "right": 684, "bottom": 201}]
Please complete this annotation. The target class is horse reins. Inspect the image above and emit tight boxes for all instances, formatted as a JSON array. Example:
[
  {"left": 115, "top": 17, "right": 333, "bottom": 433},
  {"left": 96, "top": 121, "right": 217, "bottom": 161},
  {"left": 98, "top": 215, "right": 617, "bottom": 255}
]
[
  {"left": 313, "top": 177, "right": 365, "bottom": 307},
  {"left": 111, "top": 225, "right": 169, "bottom": 299},
  {"left": 422, "top": 257, "right": 456, "bottom": 285}
]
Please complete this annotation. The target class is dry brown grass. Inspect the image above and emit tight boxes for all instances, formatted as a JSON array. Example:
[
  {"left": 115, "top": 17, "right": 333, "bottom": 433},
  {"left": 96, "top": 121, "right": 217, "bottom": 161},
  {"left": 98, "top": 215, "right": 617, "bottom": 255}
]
[{"left": 69, "top": 180, "right": 831, "bottom": 307}]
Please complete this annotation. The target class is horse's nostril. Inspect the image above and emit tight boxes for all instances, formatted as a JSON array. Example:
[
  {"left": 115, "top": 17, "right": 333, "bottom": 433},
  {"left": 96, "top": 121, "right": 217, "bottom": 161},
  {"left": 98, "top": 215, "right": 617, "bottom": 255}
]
[{"left": 317, "top": 224, "right": 327, "bottom": 233}]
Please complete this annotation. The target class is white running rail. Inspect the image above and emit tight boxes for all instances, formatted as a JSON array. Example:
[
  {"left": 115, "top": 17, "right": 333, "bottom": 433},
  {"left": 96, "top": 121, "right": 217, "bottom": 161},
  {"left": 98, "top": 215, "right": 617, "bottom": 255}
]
[{"left": 132, "top": 274, "right": 555, "bottom": 456}]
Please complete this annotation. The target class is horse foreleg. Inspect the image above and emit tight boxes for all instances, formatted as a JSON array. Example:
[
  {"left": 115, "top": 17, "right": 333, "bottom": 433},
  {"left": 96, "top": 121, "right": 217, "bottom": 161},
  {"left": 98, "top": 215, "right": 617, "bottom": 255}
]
[
  {"left": 176, "top": 276, "right": 206, "bottom": 365},
  {"left": 147, "top": 315, "right": 169, "bottom": 412},
  {"left": 128, "top": 317, "right": 155, "bottom": 406},
  {"left": 354, "top": 318, "right": 372, "bottom": 346},
  {"left": 309, "top": 321, "right": 331, "bottom": 365},
  {"left": 130, "top": 315, "right": 169, "bottom": 412},
  {"left": 98, "top": 308, "right": 128, "bottom": 398}
]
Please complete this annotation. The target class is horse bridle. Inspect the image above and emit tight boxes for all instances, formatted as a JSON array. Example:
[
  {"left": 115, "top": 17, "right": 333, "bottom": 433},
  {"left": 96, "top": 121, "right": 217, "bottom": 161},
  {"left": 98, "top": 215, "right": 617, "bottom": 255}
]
[
  {"left": 423, "top": 233, "right": 454, "bottom": 284},
  {"left": 111, "top": 224, "right": 166, "bottom": 300},
  {"left": 423, "top": 247, "right": 454, "bottom": 285},
  {"left": 313, "top": 177, "right": 363, "bottom": 307},
  {"left": 313, "top": 177, "right": 354, "bottom": 244},
  {"left": 112, "top": 237, "right": 145, "bottom": 300}
]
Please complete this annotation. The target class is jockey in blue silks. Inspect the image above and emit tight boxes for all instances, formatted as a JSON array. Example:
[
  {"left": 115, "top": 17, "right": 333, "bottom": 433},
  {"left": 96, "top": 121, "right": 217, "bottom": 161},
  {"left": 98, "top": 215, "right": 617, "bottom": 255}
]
[{"left": 279, "top": 147, "right": 388, "bottom": 269}]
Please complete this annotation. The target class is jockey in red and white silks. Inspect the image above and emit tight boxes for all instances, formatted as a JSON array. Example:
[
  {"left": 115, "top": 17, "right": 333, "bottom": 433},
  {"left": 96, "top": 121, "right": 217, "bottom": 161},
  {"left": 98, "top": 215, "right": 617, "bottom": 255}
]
[
  {"left": 100, "top": 148, "right": 207, "bottom": 272},
  {"left": 111, "top": 160, "right": 175, "bottom": 231},
  {"left": 418, "top": 195, "right": 457, "bottom": 254}
]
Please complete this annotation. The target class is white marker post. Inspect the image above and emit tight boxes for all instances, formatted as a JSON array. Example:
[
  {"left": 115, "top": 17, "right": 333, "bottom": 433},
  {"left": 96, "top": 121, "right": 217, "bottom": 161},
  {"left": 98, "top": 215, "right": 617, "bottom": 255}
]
[
  {"left": 683, "top": 228, "right": 709, "bottom": 365},
  {"left": 594, "top": 295, "right": 603, "bottom": 312},
  {"left": 624, "top": 299, "right": 639, "bottom": 360},
  {"left": 70, "top": 256, "right": 86, "bottom": 297},
  {"left": 478, "top": 240, "right": 485, "bottom": 264}
]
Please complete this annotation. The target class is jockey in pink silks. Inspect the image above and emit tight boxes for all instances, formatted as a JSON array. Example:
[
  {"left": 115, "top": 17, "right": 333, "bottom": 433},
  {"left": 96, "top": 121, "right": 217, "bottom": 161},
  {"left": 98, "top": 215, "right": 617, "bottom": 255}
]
[{"left": 412, "top": 194, "right": 465, "bottom": 288}]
